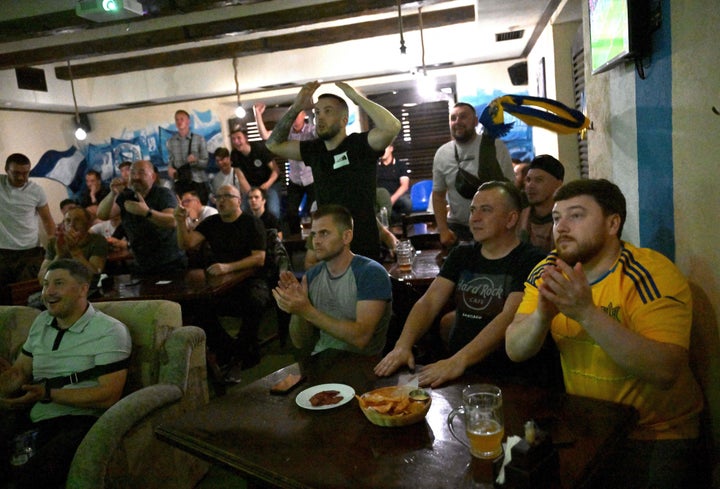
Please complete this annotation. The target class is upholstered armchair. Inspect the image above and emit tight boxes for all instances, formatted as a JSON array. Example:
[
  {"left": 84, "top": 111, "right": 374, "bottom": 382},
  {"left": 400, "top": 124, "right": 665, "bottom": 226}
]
[{"left": 0, "top": 300, "right": 210, "bottom": 489}]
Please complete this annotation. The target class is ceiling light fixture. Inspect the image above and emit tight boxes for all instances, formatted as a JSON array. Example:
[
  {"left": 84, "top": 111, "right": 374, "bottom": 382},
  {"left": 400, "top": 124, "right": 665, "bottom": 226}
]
[
  {"left": 67, "top": 60, "right": 87, "bottom": 141},
  {"left": 397, "top": 0, "right": 407, "bottom": 56},
  {"left": 232, "top": 57, "right": 246, "bottom": 119},
  {"left": 396, "top": 1, "right": 416, "bottom": 74},
  {"left": 416, "top": 6, "right": 436, "bottom": 98}
]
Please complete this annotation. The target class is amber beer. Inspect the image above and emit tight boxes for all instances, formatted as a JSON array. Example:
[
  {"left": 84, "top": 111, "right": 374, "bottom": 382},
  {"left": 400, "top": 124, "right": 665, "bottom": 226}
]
[{"left": 467, "top": 419, "right": 504, "bottom": 459}]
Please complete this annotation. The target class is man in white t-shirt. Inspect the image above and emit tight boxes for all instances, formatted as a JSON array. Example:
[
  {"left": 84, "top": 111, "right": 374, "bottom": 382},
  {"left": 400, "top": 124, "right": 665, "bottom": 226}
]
[
  {"left": 432, "top": 103, "right": 513, "bottom": 248},
  {"left": 0, "top": 153, "right": 56, "bottom": 298}
]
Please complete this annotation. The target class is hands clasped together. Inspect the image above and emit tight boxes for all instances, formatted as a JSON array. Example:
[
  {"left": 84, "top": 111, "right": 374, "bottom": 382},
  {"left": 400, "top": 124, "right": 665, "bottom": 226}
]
[{"left": 272, "top": 270, "right": 311, "bottom": 316}]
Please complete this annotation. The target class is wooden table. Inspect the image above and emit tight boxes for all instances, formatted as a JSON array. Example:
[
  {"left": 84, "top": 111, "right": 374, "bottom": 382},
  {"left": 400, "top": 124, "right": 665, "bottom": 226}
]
[
  {"left": 385, "top": 248, "right": 444, "bottom": 288},
  {"left": 95, "top": 268, "right": 254, "bottom": 303},
  {"left": 156, "top": 350, "right": 637, "bottom": 489}
]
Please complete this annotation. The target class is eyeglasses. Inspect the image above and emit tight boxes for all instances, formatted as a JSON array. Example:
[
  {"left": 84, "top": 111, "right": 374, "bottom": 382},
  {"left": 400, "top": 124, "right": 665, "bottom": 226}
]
[
  {"left": 181, "top": 198, "right": 198, "bottom": 205},
  {"left": 215, "top": 194, "right": 240, "bottom": 201}
]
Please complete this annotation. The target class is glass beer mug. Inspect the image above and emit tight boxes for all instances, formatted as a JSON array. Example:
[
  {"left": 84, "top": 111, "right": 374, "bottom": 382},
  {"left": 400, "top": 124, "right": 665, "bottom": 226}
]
[
  {"left": 396, "top": 240, "right": 414, "bottom": 274},
  {"left": 447, "top": 384, "right": 504, "bottom": 459}
]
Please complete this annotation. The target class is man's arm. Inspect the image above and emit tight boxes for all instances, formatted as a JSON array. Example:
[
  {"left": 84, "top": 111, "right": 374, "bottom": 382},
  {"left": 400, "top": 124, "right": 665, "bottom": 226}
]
[
  {"left": 514, "top": 259, "right": 688, "bottom": 389},
  {"left": 0, "top": 354, "right": 32, "bottom": 400},
  {"left": 419, "top": 292, "right": 524, "bottom": 388},
  {"left": 37, "top": 203, "right": 56, "bottom": 238},
  {"left": 206, "top": 250, "right": 265, "bottom": 276},
  {"left": 253, "top": 103, "right": 272, "bottom": 140},
  {"left": 97, "top": 188, "right": 120, "bottom": 220},
  {"left": 273, "top": 270, "right": 388, "bottom": 350},
  {"left": 123, "top": 193, "right": 176, "bottom": 229},
  {"left": 375, "top": 276, "right": 455, "bottom": 376},
  {"left": 194, "top": 136, "right": 209, "bottom": 169},
  {"left": 234, "top": 168, "right": 252, "bottom": 194},
  {"left": 289, "top": 313, "right": 316, "bottom": 350},
  {"left": 335, "top": 82, "right": 401, "bottom": 152},
  {"left": 391, "top": 176, "right": 410, "bottom": 205},
  {"left": 266, "top": 81, "right": 320, "bottom": 160},
  {"left": 431, "top": 190, "right": 456, "bottom": 247},
  {"left": 174, "top": 205, "right": 206, "bottom": 250},
  {"left": 262, "top": 160, "right": 280, "bottom": 189}
]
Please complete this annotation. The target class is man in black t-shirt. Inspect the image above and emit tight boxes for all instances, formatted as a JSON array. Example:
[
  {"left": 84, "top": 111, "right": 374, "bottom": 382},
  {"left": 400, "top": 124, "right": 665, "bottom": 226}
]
[
  {"left": 266, "top": 81, "right": 401, "bottom": 261},
  {"left": 230, "top": 128, "right": 281, "bottom": 218},
  {"left": 175, "top": 184, "right": 270, "bottom": 373},
  {"left": 375, "top": 181, "right": 560, "bottom": 389}
]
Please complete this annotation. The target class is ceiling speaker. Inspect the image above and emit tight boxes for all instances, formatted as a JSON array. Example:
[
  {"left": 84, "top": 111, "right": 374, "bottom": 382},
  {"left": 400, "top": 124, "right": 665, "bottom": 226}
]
[
  {"left": 16, "top": 67, "right": 48, "bottom": 92},
  {"left": 508, "top": 61, "right": 528, "bottom": 86}
]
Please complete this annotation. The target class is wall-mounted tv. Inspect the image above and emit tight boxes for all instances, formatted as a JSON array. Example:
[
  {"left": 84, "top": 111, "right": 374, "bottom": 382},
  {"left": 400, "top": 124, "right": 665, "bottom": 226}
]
[{"left": 588, "top": 0, "right": 651, "bottom": 75}]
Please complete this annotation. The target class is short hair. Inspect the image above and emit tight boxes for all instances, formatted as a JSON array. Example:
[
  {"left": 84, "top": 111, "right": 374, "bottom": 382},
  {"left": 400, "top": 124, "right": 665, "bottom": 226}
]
[
  {"left": 118, "top": 161, "right": 132, "bottom": 169},
  {"left": 60, "top": 198, "right": 78, "bottom": 211},
  {"left": 5, "top": 153, "right": 31, "bottom": 170},
  {"left": 230, "top": 124, "right": 247, "bottom": 136},
  {"left": 312, "top": 204, "right": 353, "bottom": 232},
  {"left": 317, "top": 93, "right": 349, "bottom": 113},
  {"left": 214, "top": 147, "right": 230, "bottom": 158},
  {"left": 477, "top": 180, "right": 523, "bottom": 212},
  {"left": 453, "top": 102, "right": 477, "bottom": 117},
  {"left": 175, "top": 109, "right": 190, "bottom": 119},
  {"left": 177, "top": 182, "right": 208, "bottom": 205},
  {"left": 86, "top": 169, "right": 102, "bottom": 180},
  {"left": 46, "top": 258, "right": 92, "bottom": 286},
  {"left": 249, "top": 186, "right": 266, "bottom": 200},
  {"left": 554, "top": 179, "right": 627, "bottom": 237}
]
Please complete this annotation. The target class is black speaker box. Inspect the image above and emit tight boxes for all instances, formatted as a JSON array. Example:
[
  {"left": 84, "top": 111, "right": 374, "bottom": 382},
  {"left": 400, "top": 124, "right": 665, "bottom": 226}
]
[
  {"left": 15, "top": 67, "right": 48, "bottom": 92},
  {"left": 508, "top": 61, "right": 528, "bottom": 86}
]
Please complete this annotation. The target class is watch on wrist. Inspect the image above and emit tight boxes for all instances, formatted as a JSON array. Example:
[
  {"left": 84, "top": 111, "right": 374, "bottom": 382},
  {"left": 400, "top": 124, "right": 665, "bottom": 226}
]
[
  {"left": 40, "top": 378, "right": 52, "bottom": 403},
  {"left": 145, "top": 209, "right": 153, "bottom": 219}
]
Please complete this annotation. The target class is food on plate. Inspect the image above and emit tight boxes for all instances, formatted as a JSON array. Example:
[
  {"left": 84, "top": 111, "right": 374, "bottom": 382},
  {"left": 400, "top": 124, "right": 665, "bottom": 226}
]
[{"left": 309, "top": 389, "right": 343, "bottom": 407}]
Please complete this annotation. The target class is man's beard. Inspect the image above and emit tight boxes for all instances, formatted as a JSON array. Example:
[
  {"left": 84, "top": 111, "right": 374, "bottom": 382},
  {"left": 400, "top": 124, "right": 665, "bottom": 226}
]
[
  {"left": 556, "top": 235, "right": 605, "bottom": 266},
  {"left": 317, "top": 122, "right": 341, "bottom": 141}
]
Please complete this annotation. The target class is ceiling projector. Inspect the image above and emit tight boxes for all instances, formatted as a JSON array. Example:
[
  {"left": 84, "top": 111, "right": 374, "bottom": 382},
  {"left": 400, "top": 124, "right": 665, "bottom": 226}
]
[{"left": 76, "top": 0, "right": 144, "bottom": 22}]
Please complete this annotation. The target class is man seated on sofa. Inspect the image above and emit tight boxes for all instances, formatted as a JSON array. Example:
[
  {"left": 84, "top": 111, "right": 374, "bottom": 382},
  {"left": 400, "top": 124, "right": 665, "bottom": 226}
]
[{"left": 0, "top": 258, "right": 131, "bottom": 488}]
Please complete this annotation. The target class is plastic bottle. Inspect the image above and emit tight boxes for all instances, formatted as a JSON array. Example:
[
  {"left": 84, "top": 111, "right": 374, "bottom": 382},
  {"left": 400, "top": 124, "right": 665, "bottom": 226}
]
[{"left": 379, "top": 206, "right": 389, "bottom": 228}]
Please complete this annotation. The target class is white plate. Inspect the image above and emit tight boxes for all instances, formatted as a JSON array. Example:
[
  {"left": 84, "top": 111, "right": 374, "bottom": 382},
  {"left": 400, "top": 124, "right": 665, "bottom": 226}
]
[{"left": 295, "top": 383, "right": 355, "bottom": 410}]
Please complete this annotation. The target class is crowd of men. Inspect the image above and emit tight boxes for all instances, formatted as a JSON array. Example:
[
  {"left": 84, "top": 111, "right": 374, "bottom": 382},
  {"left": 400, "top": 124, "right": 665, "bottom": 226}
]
[{"left": 0, "top": 82, "right": 708, "bottom": 488}]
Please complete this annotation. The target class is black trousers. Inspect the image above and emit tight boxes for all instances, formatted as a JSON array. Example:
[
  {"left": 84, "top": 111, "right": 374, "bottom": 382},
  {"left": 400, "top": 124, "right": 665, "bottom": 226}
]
[
  {"left": 194, "top": 277, "right": 271, "bottom": 364},
  {"left": 1, "top": 412, "right": 97, "bottom": 489}
]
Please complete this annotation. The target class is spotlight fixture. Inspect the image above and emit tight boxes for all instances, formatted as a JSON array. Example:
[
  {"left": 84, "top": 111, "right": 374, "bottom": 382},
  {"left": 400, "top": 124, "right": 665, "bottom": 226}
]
[
  {"left": 67, "top": 61, "right": 88, "bottom": 141},
  {"left": 232, "top": 57, "right": 246, "bottom": 119}
]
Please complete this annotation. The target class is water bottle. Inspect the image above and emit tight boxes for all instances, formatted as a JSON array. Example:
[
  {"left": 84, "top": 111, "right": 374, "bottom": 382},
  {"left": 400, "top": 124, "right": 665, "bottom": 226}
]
[{"left": 379, "top": 206, "right": 389, "bottom": 228}]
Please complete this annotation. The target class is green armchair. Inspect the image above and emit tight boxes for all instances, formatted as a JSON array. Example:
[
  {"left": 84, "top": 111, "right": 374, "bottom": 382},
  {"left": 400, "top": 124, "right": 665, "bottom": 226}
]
[{"left": 0, "top": 300, "right": 210, "bottom": 489}]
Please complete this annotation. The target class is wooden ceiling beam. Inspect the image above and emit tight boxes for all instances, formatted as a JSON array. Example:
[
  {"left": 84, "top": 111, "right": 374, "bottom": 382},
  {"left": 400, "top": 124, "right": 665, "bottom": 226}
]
[
  {"left": 1, "top": 0, "right": 453, "bottom": 71},
  {"left": 53, "top": 5, "right": 473, "bottom": 80}
]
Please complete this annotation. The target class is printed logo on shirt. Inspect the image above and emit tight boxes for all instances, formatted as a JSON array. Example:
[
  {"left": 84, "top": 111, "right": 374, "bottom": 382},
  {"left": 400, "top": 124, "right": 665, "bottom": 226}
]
[
  {"left": 253, "top": 158, "right": 263, "bottom": 168},
  {"left": 333, "top": 152, "right": 350, "bottom": 169},
  {"left": 457, "top": 275, "right": 504, "bottom": 312}
]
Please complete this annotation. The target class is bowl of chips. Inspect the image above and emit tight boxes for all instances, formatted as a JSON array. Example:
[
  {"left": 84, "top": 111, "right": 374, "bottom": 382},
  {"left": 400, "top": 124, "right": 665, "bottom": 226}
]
[{"left": 356, "top": 386, "right": 432, "bottom": 427}]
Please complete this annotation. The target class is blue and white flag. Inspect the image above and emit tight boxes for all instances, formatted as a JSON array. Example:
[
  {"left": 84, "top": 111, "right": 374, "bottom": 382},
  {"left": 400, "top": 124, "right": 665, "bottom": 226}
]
[{"left": 30, "top": 146, "right": 87, "bottom": 193}]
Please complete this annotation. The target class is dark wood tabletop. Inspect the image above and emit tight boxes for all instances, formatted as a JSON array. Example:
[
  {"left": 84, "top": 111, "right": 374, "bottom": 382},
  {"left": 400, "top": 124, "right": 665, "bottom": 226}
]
[
  {"left": 94, "top": 268, "right": 255, "bottom": 303},
  {"left": 156, "top": 350, "right": 637, "bottom": 489}
]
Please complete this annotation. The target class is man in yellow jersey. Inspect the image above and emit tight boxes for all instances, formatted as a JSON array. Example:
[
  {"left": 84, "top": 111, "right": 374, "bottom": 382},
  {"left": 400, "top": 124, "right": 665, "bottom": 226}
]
[{"left": 506, "top": 179, "right": 704, "bottom": 488}]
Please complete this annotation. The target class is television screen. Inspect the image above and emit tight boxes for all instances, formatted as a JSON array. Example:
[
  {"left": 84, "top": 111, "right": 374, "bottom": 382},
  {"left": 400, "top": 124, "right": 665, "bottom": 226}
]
[{"left": 588, "top": 0, "right": 631, "bottom": 74}]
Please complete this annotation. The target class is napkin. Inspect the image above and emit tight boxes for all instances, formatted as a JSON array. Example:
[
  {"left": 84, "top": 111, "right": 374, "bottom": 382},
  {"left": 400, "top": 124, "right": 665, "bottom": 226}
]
[{"left": 495, "top": 435, "right": 523, "bottom": 485}]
